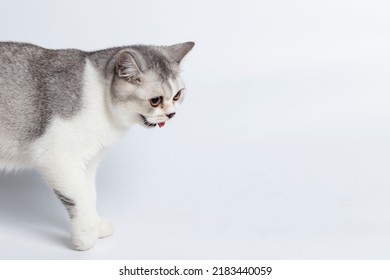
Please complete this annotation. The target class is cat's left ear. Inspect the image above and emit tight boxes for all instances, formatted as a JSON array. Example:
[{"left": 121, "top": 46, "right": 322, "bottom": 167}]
[
  {"left": 165, "top": 42, "right": 195, "bottom": 64},
  {"left": 116, "top": 52, "right": 143, "bottom": 83}
]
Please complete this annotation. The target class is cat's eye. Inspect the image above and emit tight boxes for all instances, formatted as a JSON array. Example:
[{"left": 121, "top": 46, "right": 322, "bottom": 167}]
[
  {"left": 150, "top": 96, "right": 162, "bottom": 107},
  {"left": 173, "top": 90, "right": 182, "bottom": 101}
]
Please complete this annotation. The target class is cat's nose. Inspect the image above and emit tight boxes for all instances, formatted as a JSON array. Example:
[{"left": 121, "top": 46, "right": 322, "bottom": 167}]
[{"left": 166, "top": 113, "right": 176, "bottom": 119}]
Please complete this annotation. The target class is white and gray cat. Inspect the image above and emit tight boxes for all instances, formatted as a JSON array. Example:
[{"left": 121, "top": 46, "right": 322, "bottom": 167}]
[{"left": 0, "top": 41, "right": 194, "bottom": 250}]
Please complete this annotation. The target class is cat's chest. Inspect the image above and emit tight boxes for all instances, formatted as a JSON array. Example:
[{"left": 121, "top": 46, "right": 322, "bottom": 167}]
[
  {"left": 30, "top": 61, "right": 127, "bottom": 166},
  {"left": 31, "top": 101, "right": 126, "bottom": 166}
]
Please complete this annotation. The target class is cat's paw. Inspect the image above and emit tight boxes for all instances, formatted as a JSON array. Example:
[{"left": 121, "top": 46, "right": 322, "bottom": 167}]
[
  {"left": 70, "top": 217, "right": 113, "bottom": 250},
  {"left": 72, "top": 228, "right": 98, "bottom": 251},
  {"left": 98, "top": 217, "right": 114, "bottom": 238}
]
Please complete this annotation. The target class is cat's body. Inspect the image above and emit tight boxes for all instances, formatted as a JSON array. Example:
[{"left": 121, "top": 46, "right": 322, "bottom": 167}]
[{"left": 0, "top": 41, "right": 194, "bottom": 250}]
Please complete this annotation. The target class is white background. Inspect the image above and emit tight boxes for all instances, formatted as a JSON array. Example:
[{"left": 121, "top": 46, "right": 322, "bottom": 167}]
[{"left": 0, "top": 0, "right": 389, "bottom": 259}]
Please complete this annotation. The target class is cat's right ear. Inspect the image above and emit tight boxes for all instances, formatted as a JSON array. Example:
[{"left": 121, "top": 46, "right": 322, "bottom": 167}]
[{"left": 116, "top": 52, "right": 143, "bottom": 83}]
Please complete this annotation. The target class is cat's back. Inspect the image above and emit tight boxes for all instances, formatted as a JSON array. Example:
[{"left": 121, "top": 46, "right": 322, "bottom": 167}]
[
  {"left": 0, "top": 42, "right": 86, "bottom": 88},
  {"left": 0, "top": 42, "right": 43, "bottom": 60},
  {"left": 0, "top": 42, "right": 44, "bottom": 60},
  {"left": 0, "top": 42, "right": 43, "bottom": 88}
]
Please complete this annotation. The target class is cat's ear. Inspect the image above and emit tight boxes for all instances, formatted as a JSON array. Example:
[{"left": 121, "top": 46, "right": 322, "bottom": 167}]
[
  {"left": 165, "top": 42, "right": 195, "bottom": 64},
  {"left": 116, "top": 52, "right": 143, "bottom": 83}
]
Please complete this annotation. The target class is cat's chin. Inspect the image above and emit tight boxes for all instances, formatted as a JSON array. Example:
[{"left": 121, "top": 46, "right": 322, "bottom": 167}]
[{"left": 139, "top": 114, "right": 165, "bottom": 128}]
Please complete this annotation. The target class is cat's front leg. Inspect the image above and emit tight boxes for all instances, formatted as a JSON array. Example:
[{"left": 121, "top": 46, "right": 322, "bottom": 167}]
[
  {"left": 41, "top": 163, "right": 113, "bottom": 250},
  {"left": 85, "top": 157, "right": 114, "bottom": 240}
]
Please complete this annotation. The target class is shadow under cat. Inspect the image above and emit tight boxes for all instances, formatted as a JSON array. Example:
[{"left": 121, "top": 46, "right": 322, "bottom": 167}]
[{"left": 0, "top": 171, "right": 71, "bottom": 252}]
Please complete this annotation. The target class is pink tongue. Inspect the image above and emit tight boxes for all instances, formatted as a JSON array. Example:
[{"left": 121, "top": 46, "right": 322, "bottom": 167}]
[{"left": 158, "top": 122, "right": 165, "bottom": 128}]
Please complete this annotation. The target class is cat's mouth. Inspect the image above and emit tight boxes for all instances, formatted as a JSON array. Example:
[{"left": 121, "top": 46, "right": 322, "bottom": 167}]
[{"left": 140, "top": 115, "right": 165, "bottom": 128}]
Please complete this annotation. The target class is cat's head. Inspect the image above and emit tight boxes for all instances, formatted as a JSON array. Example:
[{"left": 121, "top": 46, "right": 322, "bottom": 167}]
[{"left": 108, "top": 42, "right": 194, "bottom": 128}]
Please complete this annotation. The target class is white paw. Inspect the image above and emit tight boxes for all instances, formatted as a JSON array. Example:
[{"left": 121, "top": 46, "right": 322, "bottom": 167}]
[
  {"left": 71, "top": 217, "right": 114, "bottom": 250},
  {"left": 72, "top": 227, "right": 98, "bottom": 251},
  {"left": 98, "top": 217, "right": 114, "bottom": 238}
]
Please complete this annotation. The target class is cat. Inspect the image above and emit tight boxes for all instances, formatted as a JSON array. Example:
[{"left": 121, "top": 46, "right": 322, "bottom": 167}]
[{"left": 0, "top": 41, "right": 194, "bottom": 250}]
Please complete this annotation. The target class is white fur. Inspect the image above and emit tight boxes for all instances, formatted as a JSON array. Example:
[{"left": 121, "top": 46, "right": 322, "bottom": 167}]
[{"left": 28, "top": 60, "right": 127, "bottom": 250}]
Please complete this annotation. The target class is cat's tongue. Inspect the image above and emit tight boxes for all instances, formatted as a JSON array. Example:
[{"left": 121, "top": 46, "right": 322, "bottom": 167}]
[{"left": 158, "top": 122, "right": 165, "bottom": 128}]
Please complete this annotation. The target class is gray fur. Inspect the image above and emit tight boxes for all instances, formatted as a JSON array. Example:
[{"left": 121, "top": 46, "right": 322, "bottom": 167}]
[
  {"left": 54, "top": 189, "right": 76, "bottom": 219},
  {"left": 0, "top": 43, "right": 86, "bottom": 158}
]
